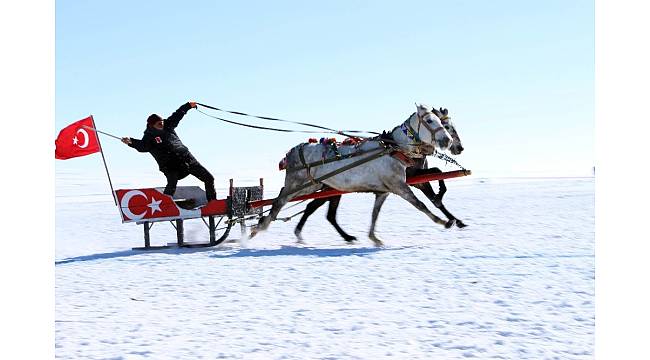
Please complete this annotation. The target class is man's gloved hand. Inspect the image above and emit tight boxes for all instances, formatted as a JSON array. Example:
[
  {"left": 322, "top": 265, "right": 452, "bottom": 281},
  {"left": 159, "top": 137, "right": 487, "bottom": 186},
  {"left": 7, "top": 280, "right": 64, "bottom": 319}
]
[
  {"left": 121, "top": 137, "right": 132, "bottom": 145},
  {"left": 189, "top": 101, "right": 197, "bottom": 109}
]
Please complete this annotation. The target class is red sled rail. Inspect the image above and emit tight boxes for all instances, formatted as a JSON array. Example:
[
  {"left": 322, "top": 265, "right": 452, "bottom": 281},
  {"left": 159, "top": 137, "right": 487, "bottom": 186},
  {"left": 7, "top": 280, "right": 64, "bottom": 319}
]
[{"left": 248, "top": 169, "right": 471, "bottom": 209}]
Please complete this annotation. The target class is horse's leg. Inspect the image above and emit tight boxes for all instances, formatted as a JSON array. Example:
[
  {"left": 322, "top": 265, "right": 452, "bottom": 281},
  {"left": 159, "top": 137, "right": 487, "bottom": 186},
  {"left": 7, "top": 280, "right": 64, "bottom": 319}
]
[
  {"left": 410, "top": 167, "right": 467, "bottom": 228},
  {"left": 252, "top": 184, "right": 320, "bottom": 237},
  {"left": 326, "top": 196, "right": 357, "bottom": 242},
  {"left": 251, "top": 189, "right": 289, "bottom": 237},
  {"left": 413, "top": 180, "right": 467, "bottom": 228},
  {"left": 294, "top": 198, "right": 328, "bottom": 242},
  {"left": 391, "top": 181, "right": 456, "bottom": 229},
  {"left": 435, "top": 178, "right": 467, "bottom": 228},
  {"left": 430, "top": 168, "right": 467, "bottom": 228},
  {"left": 368, "top": 192, "right": 389, "bottom": 247}
]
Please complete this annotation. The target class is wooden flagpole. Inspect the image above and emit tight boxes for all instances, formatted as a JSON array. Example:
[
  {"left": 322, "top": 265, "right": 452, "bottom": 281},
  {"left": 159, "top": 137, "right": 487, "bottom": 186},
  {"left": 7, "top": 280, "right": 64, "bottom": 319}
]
[{"left": 90, "top": 115, "right": 118, "bottom": 206}]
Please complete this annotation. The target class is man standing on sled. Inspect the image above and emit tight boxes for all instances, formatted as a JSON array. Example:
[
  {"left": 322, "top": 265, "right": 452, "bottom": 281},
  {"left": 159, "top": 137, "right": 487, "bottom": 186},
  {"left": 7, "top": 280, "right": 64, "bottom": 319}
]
[{"left": 121, "top": 101, "right": 217, "bottom": 202}]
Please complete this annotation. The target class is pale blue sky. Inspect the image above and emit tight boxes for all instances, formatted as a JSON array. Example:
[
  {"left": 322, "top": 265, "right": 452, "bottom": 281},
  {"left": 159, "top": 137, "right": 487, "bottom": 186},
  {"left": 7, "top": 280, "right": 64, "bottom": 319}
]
[{"left": 55, "top": 0, "right": 594, "bottom": 188}]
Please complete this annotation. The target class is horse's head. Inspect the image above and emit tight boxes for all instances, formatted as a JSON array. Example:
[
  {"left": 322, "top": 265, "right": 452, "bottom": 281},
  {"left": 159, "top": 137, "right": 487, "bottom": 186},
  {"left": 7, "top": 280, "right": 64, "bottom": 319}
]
[
  {"left": 432, "top": 107, "right": 464, "bottom": 155},
  {"left": 412, "top": 103, "right": 452, "bottom": 150}
]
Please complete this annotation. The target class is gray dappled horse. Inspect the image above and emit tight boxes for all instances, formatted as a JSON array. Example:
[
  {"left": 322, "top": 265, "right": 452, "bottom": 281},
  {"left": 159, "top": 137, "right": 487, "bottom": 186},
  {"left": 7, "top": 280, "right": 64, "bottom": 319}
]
[
  {"left": 293, "top": 107, "right": 466, "bottom": 243},
  {"left": 252, "top": 104, "right": 456, "bottom": 246}
]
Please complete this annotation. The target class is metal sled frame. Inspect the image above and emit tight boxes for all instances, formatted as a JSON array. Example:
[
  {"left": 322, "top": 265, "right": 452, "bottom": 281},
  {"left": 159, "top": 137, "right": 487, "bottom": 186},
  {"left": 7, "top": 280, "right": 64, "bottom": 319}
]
[{"left": 133, "top": 215, "right": 231, "bottom": 250}]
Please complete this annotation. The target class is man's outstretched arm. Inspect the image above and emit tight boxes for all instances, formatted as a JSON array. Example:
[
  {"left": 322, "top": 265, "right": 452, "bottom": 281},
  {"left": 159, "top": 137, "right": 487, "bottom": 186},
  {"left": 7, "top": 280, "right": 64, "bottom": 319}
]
[
  {"left": 122, "top": 136, "right": 151, "bottom": 152},
  {"left": 164, "top": 101, "right": 197, "bottom": 130}
]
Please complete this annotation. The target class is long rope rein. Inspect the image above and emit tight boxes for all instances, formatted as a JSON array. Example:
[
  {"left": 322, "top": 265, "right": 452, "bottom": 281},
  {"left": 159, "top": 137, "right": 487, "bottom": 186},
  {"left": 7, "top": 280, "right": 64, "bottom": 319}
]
[
  {"left": 81, "top": 114, "right": 466, "bottom": 170},
  {"left": 196, "top": 102, "right": 380, "bottom": 137},
  {"left": 196, "top": 108, "right": 331, "bottom": 134}
]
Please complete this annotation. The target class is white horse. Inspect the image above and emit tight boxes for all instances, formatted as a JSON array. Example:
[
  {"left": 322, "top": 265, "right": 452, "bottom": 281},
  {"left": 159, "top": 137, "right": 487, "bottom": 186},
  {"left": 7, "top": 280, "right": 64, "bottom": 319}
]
[
  {"left": 292, "top": 106, "right": 466, "bottom": 243},
  {"left": 252, "top": 104, "right": 455, "bottom": 246}
]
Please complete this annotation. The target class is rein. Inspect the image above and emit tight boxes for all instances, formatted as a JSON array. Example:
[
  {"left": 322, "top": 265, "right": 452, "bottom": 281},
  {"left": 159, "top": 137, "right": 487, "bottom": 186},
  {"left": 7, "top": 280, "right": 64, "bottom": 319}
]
[
  {"left": 196, "top": 102, "right": 380, "bottom": 138},
  {"left": 197, "top": 102, "right": 464, "bottom": 176},
  {"left": 196, "top": 102, "right": 446, "bottom": 158},
  {"left": 196, "top": 108, "right": 321, "bottom": 133}
]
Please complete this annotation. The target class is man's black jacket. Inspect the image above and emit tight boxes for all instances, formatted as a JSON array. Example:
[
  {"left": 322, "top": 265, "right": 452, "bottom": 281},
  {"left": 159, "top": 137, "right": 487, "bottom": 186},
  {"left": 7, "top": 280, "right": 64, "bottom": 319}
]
[{"left": 128, "top": 102, "right": 198, "bottom": 173}]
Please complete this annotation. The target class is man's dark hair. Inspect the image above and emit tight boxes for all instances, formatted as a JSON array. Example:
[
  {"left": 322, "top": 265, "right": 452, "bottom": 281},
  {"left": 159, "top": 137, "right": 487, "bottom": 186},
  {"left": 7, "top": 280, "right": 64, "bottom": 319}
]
[{"left": 147, "top": 114, "right": 163, "bottom": 127}]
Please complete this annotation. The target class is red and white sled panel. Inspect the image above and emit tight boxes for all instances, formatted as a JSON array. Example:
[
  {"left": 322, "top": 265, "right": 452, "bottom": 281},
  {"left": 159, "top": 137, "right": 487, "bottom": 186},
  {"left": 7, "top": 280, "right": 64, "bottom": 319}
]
[{"left": 114, "top": 188, "right": 229, "bottom": 223}]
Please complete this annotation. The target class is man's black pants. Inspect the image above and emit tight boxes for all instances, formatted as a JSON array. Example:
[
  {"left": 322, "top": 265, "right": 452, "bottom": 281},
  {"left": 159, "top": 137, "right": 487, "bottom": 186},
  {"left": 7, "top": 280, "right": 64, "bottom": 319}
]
[{"left": 163, "top": 162, "right": 216, "bottom": 201}]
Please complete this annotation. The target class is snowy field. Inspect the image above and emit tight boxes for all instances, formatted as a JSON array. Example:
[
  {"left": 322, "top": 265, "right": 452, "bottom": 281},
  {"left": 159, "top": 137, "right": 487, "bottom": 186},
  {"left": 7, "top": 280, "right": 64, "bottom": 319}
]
[{"left": 55, "top": 175, "right": 594, "bottom": 359}]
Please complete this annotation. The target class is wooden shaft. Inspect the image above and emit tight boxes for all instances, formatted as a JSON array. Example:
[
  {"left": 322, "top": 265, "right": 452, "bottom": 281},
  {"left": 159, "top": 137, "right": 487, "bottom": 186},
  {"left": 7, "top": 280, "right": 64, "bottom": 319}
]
[{"left": 248, "top": 169, "right": 471, "bottom": 209}]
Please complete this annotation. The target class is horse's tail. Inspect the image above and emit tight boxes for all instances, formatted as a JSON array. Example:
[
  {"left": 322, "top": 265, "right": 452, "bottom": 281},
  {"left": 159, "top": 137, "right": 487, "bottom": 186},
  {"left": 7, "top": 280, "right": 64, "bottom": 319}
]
[
  {"left": 278, "top": 155, "right": 288, "bottom": 171},
  {"left": 278, "top": 144, "right": 303, "bottom": 171}
]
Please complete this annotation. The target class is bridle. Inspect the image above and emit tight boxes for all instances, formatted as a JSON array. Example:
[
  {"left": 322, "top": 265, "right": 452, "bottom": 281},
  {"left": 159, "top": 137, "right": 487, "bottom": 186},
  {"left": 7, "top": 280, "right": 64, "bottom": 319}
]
[
  {"left": 395, "top": 111, "right": 450, "bottom": 158},
  {"left": 415, "top": 111, "right": 448, "bottom": 139}
]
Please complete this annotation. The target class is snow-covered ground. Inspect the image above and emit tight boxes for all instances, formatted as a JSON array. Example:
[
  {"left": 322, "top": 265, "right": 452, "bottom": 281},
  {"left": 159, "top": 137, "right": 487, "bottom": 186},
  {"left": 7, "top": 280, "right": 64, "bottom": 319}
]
[{"left": 55, "top": 175, "right": 594, "bottom": 359}]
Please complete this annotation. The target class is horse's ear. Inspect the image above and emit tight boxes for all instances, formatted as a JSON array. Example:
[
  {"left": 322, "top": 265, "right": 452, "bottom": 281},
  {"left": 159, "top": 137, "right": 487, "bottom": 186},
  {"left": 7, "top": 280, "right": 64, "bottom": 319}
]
[{"left": 442, "top": 108, "right": 448, "bottom": 116}]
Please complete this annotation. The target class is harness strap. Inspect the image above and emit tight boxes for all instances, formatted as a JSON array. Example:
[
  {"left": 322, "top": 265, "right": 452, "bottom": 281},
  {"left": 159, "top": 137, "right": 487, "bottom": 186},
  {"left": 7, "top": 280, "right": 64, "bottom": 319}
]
[
  {"left": 285, "top": 146, "right": 392, "bottom": 199},
  {"left": 403, "top": 121, "right": 427, "bottom": 157},
  {"left": 421, "top": 120, "right": 447, "bottom": 138},
  {"left": 390, "top": 150, "right": 416, "bottom": 167},
  {"left": 298, "top": 144, "right": 318, "bottom": 185},
  {"left": 402, "top": 122, "right": 422, "bottom": 143},
  {"left": 287, "top": 143, "right": 381, "bottom": 172}
]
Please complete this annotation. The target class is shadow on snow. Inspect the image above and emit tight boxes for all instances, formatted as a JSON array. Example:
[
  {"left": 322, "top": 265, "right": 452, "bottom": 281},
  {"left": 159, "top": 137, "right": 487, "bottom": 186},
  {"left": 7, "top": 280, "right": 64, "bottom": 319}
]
[
  {"left": 209, "top": 246, "right": 383, "bottom": 259},
  {"left": 55, "top": 245, "right": 386, "bottom": 265}
]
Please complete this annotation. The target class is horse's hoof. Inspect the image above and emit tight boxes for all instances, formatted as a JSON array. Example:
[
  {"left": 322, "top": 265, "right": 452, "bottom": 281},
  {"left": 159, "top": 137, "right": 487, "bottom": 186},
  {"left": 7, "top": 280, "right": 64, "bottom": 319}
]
[
  {"left": 369, "top": 235, "right": 384, "bottom": 247},
  {"left": 344, "top": 236, "right": 357, "bottom": 243},
  {"left": 456, "top": 220, "right": 467, "bottom": 228},
  {"left": 445, "top": 219, "right": 456, "bottom": 229},
  {"left": 294, "top": 229, "right": 304, "bottom": 242}
]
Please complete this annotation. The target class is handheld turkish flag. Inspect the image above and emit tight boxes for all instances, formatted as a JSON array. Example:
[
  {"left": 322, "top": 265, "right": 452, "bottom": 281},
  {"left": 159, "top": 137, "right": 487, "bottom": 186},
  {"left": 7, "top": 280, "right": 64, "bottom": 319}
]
[{"left": 55, "top": 116, "right": 101, "bottom": 159}]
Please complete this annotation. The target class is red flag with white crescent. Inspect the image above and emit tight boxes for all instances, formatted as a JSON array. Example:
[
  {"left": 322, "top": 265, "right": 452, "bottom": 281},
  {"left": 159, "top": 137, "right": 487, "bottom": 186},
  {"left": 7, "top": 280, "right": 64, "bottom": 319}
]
[
  {"left": 55, "top": 116, "right": 101, "bottom": 160},
  {"left": 115, "top": 188, "right": 182, "bottom": 222}
]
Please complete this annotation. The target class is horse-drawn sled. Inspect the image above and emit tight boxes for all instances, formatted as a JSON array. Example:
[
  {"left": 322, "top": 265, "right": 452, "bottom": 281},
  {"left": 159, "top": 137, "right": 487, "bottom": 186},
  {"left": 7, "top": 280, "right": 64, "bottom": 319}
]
[
  {"left": 114, "top": 103, "right": 471, "bottom": 249},
  {"left": 116, "top": 169, "right": 471, "bottom": 250}
]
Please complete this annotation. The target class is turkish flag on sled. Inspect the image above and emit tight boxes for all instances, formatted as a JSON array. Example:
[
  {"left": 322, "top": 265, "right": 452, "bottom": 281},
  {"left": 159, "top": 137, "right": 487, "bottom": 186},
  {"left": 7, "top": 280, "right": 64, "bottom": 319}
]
[{"left": 55, "top": 116, "right": 101, "bottom": 159}]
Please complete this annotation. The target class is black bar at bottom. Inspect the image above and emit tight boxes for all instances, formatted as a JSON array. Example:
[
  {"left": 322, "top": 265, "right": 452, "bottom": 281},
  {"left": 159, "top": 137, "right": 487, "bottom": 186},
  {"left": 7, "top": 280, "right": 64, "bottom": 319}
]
[
  {"left": 176, "top": 219, "right": 184, "bottom": 246},
  {"left": 144, "top": 222, "right": 150, "bottom": 248},
  {"left": 209, "top": 216, "right": 216, "bottom": 244}
]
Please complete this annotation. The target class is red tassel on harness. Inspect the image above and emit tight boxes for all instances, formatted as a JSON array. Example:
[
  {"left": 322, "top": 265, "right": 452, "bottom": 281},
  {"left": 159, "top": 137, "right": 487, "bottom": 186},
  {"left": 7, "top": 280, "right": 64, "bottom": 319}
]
[{"left": 342, "top": 137, "right": 361, "bottom": 146}]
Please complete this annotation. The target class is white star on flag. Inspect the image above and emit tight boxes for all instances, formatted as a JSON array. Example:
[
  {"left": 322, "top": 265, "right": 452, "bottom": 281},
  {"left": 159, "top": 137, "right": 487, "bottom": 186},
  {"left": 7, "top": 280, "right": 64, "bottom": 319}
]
[
  {"left": 147, "top": 197, "right": 162, "bottom": 214},
  {"left": 72, "top": 136, "right": 78, "bottom": 145}
]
